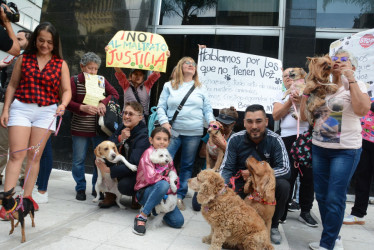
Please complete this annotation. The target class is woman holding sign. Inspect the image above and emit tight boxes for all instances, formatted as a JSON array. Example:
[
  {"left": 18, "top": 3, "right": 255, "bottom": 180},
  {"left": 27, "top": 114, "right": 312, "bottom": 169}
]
[
  {"left": 157, "top": 56, "right": 215, "bottom": 211},
  {"left": 0, "top": 22, "right": 71, "bottom": 208},
  {"left": 300, "top": 49, "right": 370, "bottom": 250},
  {"left": 67, "top": 52, "right": 119, "bottom": 202}
]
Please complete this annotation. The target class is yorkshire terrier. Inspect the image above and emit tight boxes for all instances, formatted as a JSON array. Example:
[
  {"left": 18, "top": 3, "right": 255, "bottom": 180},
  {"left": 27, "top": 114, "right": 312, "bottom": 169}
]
[
  {"left": 305, "top": 55, "right": 338, "bottom": 123},
  {"left": 0, "top": 187, "right": 36, "bottom": 243}
]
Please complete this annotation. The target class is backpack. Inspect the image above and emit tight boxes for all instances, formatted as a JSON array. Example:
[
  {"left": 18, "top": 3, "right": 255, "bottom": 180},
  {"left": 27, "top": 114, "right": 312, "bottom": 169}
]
[
  {"left": 290, "top": 127, "right": 313, "bottom": 168},
  {"left": 148, "top": 106, "right": 160, "bottom": 137},
  {"left": 97, "top": 96, "right": 122, "bottom": 137}
]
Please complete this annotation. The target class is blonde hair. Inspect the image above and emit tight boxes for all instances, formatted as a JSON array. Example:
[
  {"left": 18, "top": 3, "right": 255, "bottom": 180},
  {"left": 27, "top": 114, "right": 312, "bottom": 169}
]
[{"left": 171, "top": 57, "right": 202, "bottom": 90}]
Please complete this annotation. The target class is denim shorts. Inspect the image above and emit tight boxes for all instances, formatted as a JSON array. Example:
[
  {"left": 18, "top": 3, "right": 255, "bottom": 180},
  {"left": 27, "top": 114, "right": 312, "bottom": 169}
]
[{"left": 8, "top": 99, "right": 57, "bottom": 131}]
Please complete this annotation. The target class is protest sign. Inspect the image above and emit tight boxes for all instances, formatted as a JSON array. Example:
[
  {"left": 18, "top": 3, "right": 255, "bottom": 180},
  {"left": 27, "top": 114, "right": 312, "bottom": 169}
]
[
  {"left": 197, "top": 48, "right": 283, "bottom": 113},
  {"left": 83, "top": 73, "right": 106, "bottom": 106},
  {"left": 329, "top": 29, "right": 374, "bottom": 97},
  {"left": 106, "top": 31, "right": 168, "bottom": 72}
]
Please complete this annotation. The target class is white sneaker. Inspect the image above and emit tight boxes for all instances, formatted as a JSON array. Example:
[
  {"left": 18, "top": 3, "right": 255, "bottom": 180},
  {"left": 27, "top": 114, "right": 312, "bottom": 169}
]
[
  {"left": 343, "top": 214, "right": 365, "bottom": 225},
  {"left": 32, "top": 186, "right": 38, "bottom": 195},
  {"left": 33, "top": 191, "right": 48, "bottom": 204},
  {"left": 309, "top": 241, "right": 319, "bottom": 250},
  {"left": 309, "top": 236, "right": 343, "bottom": 250}
]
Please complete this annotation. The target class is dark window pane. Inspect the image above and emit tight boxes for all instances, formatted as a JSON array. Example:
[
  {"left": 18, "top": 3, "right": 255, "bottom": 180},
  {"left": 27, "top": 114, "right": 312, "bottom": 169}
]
[
  {"left": 317, "top": 0, "right": 374, "bottom": 28},
  {"left": 315, "top": 38, "right": 335, "bottom": 55},
  {"left": 160, "top": 0, "right": 279, "bottom": 26}
]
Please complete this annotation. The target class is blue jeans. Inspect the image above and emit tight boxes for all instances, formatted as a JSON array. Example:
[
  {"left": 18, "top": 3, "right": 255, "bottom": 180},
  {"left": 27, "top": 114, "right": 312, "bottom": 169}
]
[
  {"left": 312, "top": 145, "right": 362, "bottom": 250},
  {"left": 168, "top": 135, "right": 201, "bottom": 199},
  {"left": 137, "top": 180, "right": 184, "bottom": 228},
  {"left": 36, "top": 137, "right": 53, "bottom": 191},
  {"left": 72, "top": 135, "right": 105, "bottom": 192}
]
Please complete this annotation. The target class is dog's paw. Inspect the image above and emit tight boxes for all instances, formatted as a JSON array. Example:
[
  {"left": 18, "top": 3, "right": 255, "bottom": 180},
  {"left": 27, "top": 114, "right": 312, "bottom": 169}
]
[
  {"left": 128, "top": 164, "right": 138, "bottom": 172},
  {"left": 202, "top": 235, "right": 212, "bottom": 244},
  {"left": 92, "top": 198, "right": 99, "bottom": 203}
]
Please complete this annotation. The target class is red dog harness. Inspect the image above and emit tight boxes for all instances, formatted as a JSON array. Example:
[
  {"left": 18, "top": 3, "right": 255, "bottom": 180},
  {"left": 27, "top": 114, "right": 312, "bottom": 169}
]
[{"left": 247, "top": 190, "right": 276, "bottom": 206}]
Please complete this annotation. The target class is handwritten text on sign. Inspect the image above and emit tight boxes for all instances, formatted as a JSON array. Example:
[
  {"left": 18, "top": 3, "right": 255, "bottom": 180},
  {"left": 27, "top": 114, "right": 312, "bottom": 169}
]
[
  {"left": 106, "top": 31, "right": 168, "bottom": 72},
  {"left": 330, "top": 29, "right": 374, "bottom": 97},
  {"left": 197, "top": 48, "right": 283, "bottom": 113}
]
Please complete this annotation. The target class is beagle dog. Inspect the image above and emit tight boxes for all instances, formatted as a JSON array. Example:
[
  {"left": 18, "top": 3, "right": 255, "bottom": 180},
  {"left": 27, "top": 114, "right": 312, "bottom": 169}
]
[{"left": 93, "top": 141, "right": 137, "bottom": 208}]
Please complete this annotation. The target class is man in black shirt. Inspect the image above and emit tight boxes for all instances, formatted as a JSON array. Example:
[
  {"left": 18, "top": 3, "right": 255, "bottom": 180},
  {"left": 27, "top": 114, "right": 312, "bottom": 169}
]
[{"left": 0, "top": 3, "right": 20, "bottom": 55}]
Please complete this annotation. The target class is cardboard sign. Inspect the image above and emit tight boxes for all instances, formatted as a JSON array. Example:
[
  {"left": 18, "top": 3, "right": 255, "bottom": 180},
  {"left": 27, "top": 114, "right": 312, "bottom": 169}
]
[
  {"left": 82, "top": 73, "right": 106, "bottom": 106},
  {"left": 197, "top": 48, "right": 283, "bottom": 113},
  {"left": 330, "top": 29, "right": 374, "bottom": 97},
  {"left": 106, "top": 31, "right": 168, "bottom": 72}
]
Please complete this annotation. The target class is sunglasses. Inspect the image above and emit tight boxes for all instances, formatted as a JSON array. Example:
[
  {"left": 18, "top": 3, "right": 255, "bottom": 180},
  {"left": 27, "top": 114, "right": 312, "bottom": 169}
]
[
  {"left": 123, "top": 111, "right": 141, "bottom": 117},
  {"left": 184, "top": 61, "right": 197, "bottom": 67},
  {"left": 331, "top": 56, "right": 348, "bottom": 62},
  {"left": 209, "top": 124, "right": 221, "bottom": 130}
]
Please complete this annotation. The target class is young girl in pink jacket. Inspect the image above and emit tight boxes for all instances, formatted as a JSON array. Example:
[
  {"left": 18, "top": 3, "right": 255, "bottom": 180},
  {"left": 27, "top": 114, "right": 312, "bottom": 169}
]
[{"left": 133, "top": 127, "right": 184, "bottom": 236}]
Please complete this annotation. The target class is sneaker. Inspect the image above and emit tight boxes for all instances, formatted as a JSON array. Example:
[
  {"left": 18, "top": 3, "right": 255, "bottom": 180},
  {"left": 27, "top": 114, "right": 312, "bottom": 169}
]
[
  {"left": 76, "top": 190, "right": 86, "bottom": 201},
  {"left": 132, "top": 214, "right": 147, "bottom": 236},
  {"left": 32, "top": 191, "right": 48, "bottom": 204},
  {"left": 288, "top": 201, "right": 300, "bottom": 212},
  {"left": 177, "top": 198, "right": 186, "bottom": 211},
  {"left": 0, "top": 206, "right": 9, "bottom": 221},
  {"left": 343, "top": 214, "right": 365, "bottom": 225},
  {"left": 309, "top": 236, "right": 343, "bottom": 250},
  {"left": 299, "top": 212, "right": 318, "bottom": 227},
  {"left": 270, "top": 228, "right": 282, "bottom": 244}
]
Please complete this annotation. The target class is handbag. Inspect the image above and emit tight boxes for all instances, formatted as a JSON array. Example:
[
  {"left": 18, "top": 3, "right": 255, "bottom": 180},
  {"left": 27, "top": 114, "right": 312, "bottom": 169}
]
[
  {"left": 290, "top": 126, "right": 313, "bottom": 168},
  {"left": 148, "top": 84, "right": 196, "bottom": 136},
  {"left": 97, "top": 96, "right": 122, "bottom": 137}
]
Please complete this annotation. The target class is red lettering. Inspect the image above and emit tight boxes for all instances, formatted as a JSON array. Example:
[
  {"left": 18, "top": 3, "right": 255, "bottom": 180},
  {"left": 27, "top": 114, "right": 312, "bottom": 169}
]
[
  {"left": 133, "top": 51, "right": 142, "bottom": 65},
  {"left": 144, "top": 52, "right": 151, "bottom": 67},
  {"left": 154, "top": 53, "right": 166, "bottom": 66},
  {"left": 121, "top": 31, "right": 125, "bottom": 40},
  {"left": 107, "top": 49, "right": 117, "bottom": 65},
  {"left": 123, "top": 51, "right": 131, "bottom": 65}
]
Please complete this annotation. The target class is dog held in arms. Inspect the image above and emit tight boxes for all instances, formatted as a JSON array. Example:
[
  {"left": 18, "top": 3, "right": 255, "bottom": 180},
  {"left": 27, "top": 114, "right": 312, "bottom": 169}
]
[
  {"left": 206, "top": 121, "right": 225, "bottom": 172},
  {"left": 149, "top": 148, "right": 178, "bottom": 214},
  {"left": 244, "top": 156, "right": 276, "bottom": 239},
  {"left": 305, "top": 54, "right": 338, "bottom": 124},
  {"left": 189, "top": 170, "right": 273, "bottom": 250},
  {"left": 94, "top": 141, "right": 138, "bottom": 208},
  {"left": 0, "top": 187, "right": 35, "bottom": 243}
]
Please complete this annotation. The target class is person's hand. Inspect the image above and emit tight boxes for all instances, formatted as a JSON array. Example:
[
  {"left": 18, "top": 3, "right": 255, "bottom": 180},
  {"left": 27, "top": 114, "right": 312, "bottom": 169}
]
[
  {"left": 290, "top": 92, "right": 301, "bottom": 104},
  {"left": 241, "top": 170, "right": 250, "bottom": 181},
  {"left": 80, "top": 104, "right": 98, "bottom": 115},
  {"left": 211, "top": 134, "right": 226, "bottom": 150},
  {"left": 161, "top": 122, "right": 172, "bottom": 134},
  {"left": 121, "top": 127, "right": 131, "bottom": 141},
  {"left": 97, "top": 102, "right": 106, "bottom": 116},
  {"left": 166, "top": 50, "right": 170, "bottom": 57},
  {"left": 104, "top": 46, "right": 109, "bottom": 52},
  {"left": 342, "top": 68, "right": 355, "bottom": 83},
  {"left": 0, "top": 4, "right": 10, "bottom": 25},
  {"left": 95, "top": 159, "right": 110, "bottom": 173},
  {"left": 0, "top": 109, "right": 8, "bottom": 128},
  {"left": 0, "top": 59, "right": 10, "bottom": 68},
  {"left": 56, "top": 104, "right": 66, "bottom": 116},
  {"left": 198, "top": 44, "right": 207, "bottom": 49}
]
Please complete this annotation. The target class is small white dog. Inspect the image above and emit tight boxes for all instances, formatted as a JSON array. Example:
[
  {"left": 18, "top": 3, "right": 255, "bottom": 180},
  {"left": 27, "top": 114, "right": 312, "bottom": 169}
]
[
  {"left": 149, "top": 148, "right": 178, "bottom": 214},
  {"left": 93, "top": 141, "right": 137, "bottom": 209}
]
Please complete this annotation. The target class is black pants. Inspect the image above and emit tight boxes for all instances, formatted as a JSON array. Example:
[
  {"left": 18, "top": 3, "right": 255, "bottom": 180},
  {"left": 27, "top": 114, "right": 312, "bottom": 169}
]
[
  {"left": 239, "top": 178, "right": 290, "bottom": 228},
  {"left": 351, "top": 139, "right": 374, "bottom": 217},
  {"left": 116, "top": 165, "right": 137, "bottom": 196},
  {"left": 281, "top": 135, "right": 315, "bottom": 220}
]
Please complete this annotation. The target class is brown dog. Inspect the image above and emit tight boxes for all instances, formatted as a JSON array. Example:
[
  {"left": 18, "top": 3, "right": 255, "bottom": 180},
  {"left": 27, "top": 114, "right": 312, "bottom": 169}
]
[
  {"left": 0, "top": 187, "right": 35, "bottom": 243},
  {"left": 244, "top": 156, "right": 276, "bottom": 239},
  {"left": 206, "top": 121, "right": 225, "bottom": 172},
  {"left": 305, "top": 55, "right": 338, "bottom": 123},
  {"left": 189, "top": 170, "right": 273, "bottom": 250}
]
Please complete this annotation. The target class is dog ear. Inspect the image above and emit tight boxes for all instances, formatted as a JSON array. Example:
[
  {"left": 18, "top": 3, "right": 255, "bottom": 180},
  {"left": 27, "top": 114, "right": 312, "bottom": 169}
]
[
  {"left": 197, "top": 182, "right": 216, "bottom": 204},
  {"left": 94, "top": 146, "right": 100, "bottom": 157},
  {"left": 3, "top": 187, "right": 15, "bottom": 198}
]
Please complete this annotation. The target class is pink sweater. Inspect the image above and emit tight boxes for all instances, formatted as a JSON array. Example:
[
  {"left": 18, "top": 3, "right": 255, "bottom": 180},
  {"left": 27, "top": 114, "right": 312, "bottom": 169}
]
[{"left": 135, "top": 146, "right": 179, "bottom": 194}]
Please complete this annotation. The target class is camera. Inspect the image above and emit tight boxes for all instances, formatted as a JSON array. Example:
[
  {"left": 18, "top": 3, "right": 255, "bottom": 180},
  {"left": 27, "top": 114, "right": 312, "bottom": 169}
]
[{"left": 0, "top": 0, "right": 20, "bottom": 25}]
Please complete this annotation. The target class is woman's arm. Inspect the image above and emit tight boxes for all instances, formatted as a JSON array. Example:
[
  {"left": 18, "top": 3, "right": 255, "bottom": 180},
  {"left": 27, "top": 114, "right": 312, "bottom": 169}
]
[
  {"left": 157, "top": 83, "right": 171, "bottom": 131},
  {"left": 0, "top": 56, "right": 22, "bottom": 127},
  {"left": 144, "top": 71, "right": 161, "bottom": 93},
  {"left": 57, "top": 61, "right": 72, "bottom": 115},
  {"left": 349, "top": 82, "right": 370, "bottom": 116},
  {"left": 272, "top": 100, "right": 292, "bottom": 121}
]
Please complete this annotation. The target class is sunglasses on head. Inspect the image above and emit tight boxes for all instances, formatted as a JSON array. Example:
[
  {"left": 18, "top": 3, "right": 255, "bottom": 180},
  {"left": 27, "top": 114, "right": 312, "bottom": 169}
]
[
  {"left": 123, "top": 111, "right": 141, "bottom": 117},
  {"left": 331, "top": 56, "right": 348, "bottom": 62},
  {"left": 184, "top": 61, "right": 197, "bottom": 67},
  {"left": 209, "top": 124, "right": 221, "bottom": 130}
]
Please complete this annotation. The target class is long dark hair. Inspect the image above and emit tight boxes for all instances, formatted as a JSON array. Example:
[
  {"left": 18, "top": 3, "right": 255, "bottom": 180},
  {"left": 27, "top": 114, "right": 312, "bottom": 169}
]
[{"left": 24, "top": 22, "right": 62, "bottom": 59}]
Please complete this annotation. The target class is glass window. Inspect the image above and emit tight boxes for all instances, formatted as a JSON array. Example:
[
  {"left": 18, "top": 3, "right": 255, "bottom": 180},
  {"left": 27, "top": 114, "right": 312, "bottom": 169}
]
[
  {"left": 160, "top": 0, "right": 279, "bottom": 26},
  {"left": 315, "top": 38, "right": 335, "bottom": 55},
  {"left": 317, "top": 0, "right": 374, "bottom": 28}
]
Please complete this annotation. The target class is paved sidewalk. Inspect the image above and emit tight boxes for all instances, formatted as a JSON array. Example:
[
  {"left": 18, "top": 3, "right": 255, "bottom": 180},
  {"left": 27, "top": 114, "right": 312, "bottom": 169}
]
[{"left": 1, "top": 169, "right": 373, "bottom": 250}]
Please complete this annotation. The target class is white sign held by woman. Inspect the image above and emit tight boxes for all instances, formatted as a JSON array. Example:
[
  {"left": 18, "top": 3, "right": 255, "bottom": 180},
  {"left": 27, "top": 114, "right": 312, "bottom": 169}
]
[{"left": 197, "top": 48, "right": 283, "bottom": 113}]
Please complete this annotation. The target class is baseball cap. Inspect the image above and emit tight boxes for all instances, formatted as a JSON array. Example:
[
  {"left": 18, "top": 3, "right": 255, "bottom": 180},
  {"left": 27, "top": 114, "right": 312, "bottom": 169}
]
[{"left": 216, "top": 113, "right": 236, "bottom": 125}]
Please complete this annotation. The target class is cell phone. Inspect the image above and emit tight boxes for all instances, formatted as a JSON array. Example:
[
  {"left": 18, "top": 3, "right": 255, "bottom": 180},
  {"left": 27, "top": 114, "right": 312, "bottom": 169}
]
[{"left": 3, "top": 55, "right": 15, "bottom": 64}]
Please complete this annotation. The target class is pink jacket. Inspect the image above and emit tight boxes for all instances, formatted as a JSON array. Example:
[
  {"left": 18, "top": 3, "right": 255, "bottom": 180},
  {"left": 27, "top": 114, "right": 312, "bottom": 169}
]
[{"left": 135, "top": 146, "right": 179, "bottom": 194}]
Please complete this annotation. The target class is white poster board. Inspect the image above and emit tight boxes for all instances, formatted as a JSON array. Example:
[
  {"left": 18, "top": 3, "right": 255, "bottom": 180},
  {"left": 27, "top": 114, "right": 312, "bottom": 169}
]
[
  {"left": 197, "top": 48, "right": 283, "bottom": 113},
  {"left": 329, "top": 29, "right": 374, "bottom": 97}
]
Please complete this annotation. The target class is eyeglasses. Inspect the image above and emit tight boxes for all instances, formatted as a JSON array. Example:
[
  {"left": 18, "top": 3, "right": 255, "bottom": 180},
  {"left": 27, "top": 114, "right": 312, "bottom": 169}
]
[
  {"left": 123, "top": 111, "right": 142, "bottom": 117},
  {"left": 283, "top": 73, "right": 296, "bottom": 79},
  {"left": 331, "top": 56, "right": 348, "bottom": 62},
  {"left": 184, "top": 61, "right": 197, "bottom": 67},
  {"left": 209, "top": 124, "right": 221, "bottom": 130}
]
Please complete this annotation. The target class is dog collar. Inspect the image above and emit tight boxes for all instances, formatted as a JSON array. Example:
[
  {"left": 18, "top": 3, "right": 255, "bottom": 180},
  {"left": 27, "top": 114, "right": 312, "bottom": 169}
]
[
  {"left": 6, "top": 200, "right": 17, "bottom": 213},
  {"left": 247, "top": 190, "right": 276, "bottom": 206}
]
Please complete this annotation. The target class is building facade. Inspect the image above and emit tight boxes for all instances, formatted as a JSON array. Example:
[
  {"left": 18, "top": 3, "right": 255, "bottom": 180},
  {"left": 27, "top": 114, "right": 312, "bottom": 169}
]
[{"left": 39, "top": 0, "right": 373, "bottom": 175}]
